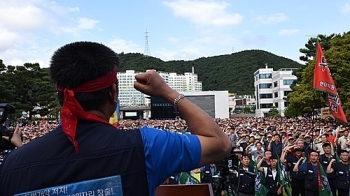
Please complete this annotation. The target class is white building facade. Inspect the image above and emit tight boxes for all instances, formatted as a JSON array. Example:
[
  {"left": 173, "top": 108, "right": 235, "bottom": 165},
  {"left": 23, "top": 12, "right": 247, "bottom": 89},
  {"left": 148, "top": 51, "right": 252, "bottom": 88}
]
[
  {"left": 254, "top": 67, "right": 297, "bottom": 117},
  {"left": 118, "top": 69, "right": 202, "bottom": 106}
]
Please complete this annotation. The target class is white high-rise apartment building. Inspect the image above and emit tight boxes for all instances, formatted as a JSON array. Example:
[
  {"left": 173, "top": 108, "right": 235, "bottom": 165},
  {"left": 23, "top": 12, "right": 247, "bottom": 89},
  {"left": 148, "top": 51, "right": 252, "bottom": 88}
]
[
  {"left": 117, "top": 69, "right": 202, "bottom": 106},
  {"left": 254, "top": 66, "right": 297, "bottom": 117}
]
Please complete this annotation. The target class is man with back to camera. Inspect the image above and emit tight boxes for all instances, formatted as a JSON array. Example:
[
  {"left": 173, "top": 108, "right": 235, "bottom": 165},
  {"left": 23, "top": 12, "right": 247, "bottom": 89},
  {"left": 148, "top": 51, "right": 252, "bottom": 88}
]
[{"left": 0, "top": 41, "right": 232, "bottom": 196}]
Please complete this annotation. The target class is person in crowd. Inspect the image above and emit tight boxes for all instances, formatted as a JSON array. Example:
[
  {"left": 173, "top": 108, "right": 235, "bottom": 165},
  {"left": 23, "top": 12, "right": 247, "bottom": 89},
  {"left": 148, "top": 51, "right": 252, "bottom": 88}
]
[
  {"left": 263, "top": 133, "right": 273, "bottom": 150},
  {"left": 285, "top": 137, "right": 295, "bottom": 148},
  {"left": 260, "top": 150, "right": 272, "bottom": 167},
  {"left": 257, "top": 155, "right": 283, "bottom": 196},
  {"left": 293, "top": 150, "right": 320, "bottom": 196},
  {"left": 320, "top": 142, "right": 336, "bottom": 196},
  {"left": 268, "top": 133, "right": 283, "bottom": 157},
  {"left": 281, "top": 147, "right": 305, "bottom": 196},
  {"left": 246, "top": 141, "right": 264, "bottom": 162},
  {"left": 314, "top": 134, "right": 334, "bottom": 155},
  {"left": 236, "top": 134, "right": 249, "bottom": 152},
  {"left": 0, "top": 41, "right": 231, "bottom": 196},
  {"left": 200, "top": 163, "right": 218, "bottom": 184},
  {"left": 338, "top": 129, "right": 349, "bottom": 150},
  {"left": 325, "top": 126, "right": 336, "bottom": 146},
  {"left": 327, "top": 150, "right": 350, "bottom": 196},
  {"left": 303, "top": 134, "right": 313, "bottom": 155},
  {"left": 237, "top": 154, "right": 255, "bottom": 196},
  {"left": 228, "top": 127, "right": 237, "bottom": 151},
  {"left": 1, "top": 125, "right": 23, "bottom": 148}
]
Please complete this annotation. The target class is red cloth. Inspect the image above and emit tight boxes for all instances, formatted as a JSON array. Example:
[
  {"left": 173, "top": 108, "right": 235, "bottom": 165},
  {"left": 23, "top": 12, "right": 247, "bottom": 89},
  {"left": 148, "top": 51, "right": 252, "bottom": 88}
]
[{"left": 57, "top": 69, "right": 117, "bottom": 153}]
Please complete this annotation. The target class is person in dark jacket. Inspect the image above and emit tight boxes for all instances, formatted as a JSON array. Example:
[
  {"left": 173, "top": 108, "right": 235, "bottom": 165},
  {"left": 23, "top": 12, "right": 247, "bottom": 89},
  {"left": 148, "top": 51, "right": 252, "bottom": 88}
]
[
  {"left": 268, "top": 133, "right": 283, "bottom": 157},
  {"left": 237, "top": 154, "right": 255, "bottom": 196},
  {"left": 257, "top": 155, "right": 283, "bottom": 196},
  {"left": 294, "top": 150, "right": 320, "bottom": 196},
  {"left": 327, "top": 150, "right": 350, "bottom": 196}
]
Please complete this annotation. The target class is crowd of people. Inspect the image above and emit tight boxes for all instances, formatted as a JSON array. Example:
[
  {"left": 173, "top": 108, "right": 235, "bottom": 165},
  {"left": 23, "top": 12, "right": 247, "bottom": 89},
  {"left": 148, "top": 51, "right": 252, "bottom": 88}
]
[
  {"left": 3, "top": 116, "right": 343, "bottom": 145},
  {"left": 2, "top": 111, "right": 350, "bottom": 195},
  {"left": 3, "top": 116, "right": 350, "bottom": 191}
]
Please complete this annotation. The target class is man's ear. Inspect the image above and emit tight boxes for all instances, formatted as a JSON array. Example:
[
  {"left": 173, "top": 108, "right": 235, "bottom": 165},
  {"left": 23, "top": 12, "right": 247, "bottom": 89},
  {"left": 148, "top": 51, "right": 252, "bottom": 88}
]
[{"left": 109, "top": 84, "right": 118, "bottom": 104}]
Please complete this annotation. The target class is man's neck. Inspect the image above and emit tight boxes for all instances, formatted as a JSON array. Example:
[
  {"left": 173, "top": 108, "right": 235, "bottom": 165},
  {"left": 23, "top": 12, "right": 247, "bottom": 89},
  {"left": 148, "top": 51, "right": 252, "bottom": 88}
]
[
  {"left": 324, "top": 153, "right": 332, "bottom": 158},
  {"left": 341, "top": 161, "right": 349, "bottom": 165}
]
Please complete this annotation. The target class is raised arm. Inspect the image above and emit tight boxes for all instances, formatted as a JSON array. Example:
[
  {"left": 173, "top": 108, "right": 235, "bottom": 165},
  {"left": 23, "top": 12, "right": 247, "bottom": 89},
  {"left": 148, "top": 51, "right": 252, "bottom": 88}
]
[
  {"left": 268, "top": 141, "right": 272, "bottom": 151},
  {"left": 1, "top": 125, "right": 23, "bottom": 148},
  {"left": 246, "top": 143, "right": 253, "bottom": 154},
  {"left": 256, "top": 156, "right": 265, "bottom": 172},
  {"left": 280, "top": 148, "right": 288, "bottom": 163},
  {"left": 292, "top": 157, "right": 304, "bottom": 172},
  {"left": 134, "top": 71, "right": 231, "bottom": 167},
  {"left": 326, "top": 159, "right": 336, "bottom": 173}
]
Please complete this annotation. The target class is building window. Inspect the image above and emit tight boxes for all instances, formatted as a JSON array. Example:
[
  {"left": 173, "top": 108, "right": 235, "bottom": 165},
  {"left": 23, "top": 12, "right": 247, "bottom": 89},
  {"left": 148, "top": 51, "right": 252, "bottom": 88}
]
[
  {"left": 274, "top": 81, "right": 278, "bottom": 87},
  {"left": 259, "top": 83, "right": 272, "bottom": 89},
  {"left": 274, "top": 92, "right": 278, "bottom": 98},
  {"left": 283, "top": 79, "right": 294, "bottom": 85},
  {"left": 284, "top": 91, "right": 292, "bottom": 96},
  {"left": 275, "top": 103, "right": 279, "bottom": 107},
  {"left": 284, "top": 102, "right": 289, "bottom": 107},
  {"left": 260, "top": 94, "right": 273, "bottom": 99},
  {"left": 259, "top": 74, "right": 272, "bottom": 79},
  {"left": 260, "top": 103, "right": 273, "bottom": 108}
]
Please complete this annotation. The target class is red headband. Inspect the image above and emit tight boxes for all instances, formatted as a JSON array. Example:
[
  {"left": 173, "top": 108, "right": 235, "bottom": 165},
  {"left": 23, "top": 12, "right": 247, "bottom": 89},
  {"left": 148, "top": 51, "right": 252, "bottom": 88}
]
[{"left": 57, "top": 69, "right": 117, "bottom": 154}]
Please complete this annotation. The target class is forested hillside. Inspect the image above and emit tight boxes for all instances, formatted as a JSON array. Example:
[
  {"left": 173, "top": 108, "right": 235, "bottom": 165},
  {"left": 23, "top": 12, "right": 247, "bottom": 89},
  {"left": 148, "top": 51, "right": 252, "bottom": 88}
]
[{"left": 118, "top": 50, "right": 303, "bottom": 94}]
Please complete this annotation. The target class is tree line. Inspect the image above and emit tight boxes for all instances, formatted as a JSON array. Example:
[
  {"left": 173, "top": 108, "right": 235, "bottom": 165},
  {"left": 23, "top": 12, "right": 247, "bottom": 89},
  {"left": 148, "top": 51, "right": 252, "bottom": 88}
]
[{"left": 0, "top": 62, "right": 59, "bottom": 120}]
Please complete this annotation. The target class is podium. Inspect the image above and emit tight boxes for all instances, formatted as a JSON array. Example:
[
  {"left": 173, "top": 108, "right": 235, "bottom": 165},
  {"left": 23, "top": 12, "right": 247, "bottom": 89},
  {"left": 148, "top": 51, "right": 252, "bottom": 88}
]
[{"left": 155, "top": 184, "right": 214, "bottom": 196}]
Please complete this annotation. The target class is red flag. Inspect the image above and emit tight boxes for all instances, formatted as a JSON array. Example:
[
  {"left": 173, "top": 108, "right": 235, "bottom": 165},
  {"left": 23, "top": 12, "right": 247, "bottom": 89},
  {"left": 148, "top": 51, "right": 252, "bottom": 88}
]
[
  {"left": 313, "top": 41, "right": 347, "bottom": 124},
  {"left": 328, "top": 93, "right": 347, "bottom": 124},
  {"left": 313, "top": 41, "right": 337, "bottom": 95}
]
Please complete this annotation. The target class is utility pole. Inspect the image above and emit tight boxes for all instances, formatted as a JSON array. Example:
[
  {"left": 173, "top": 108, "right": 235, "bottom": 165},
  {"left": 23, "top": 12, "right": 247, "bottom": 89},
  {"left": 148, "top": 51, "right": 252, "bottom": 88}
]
[{"left": 144, "top": 29, "right": 150, "bottom": 56}]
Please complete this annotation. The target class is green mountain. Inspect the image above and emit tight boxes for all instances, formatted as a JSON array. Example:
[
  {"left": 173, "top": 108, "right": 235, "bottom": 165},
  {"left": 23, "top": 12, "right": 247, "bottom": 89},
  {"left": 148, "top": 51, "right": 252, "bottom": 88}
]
[{"left": 118, "top": 50, "right": 303, "bottom": 95}]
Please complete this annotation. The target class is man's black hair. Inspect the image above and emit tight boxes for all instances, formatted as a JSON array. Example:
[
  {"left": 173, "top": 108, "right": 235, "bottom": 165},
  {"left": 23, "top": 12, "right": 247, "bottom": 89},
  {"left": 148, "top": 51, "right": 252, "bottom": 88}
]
[
  {"left": 321, "top": 142, "right": 331, "bottom": 148},
  {"left": 339, "top": 150, "right": 349, "bottom": 155},
  {"left": 50, "top": 41, "right": 119, "bottom": 111}
]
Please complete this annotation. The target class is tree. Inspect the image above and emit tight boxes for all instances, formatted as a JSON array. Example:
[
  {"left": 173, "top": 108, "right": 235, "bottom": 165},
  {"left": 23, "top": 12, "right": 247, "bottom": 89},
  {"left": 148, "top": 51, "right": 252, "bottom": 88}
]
[
  {"left": 295, "top": 34, "right": 336, "bottom": 85},
  {"left": 284, "top": 105, "right": 300, "bottom": 118},
  {"left": 0, "top": 62, "right": 58, "bottom": 120},
  {"left": 287, "top": 31, "right": 350, "bottom": 120},
  {"left": 242, "top": 106, "right": 253, "bottom": 114},
  {"left": 299, "top": 34, "right": 335, "bottom": 64},
  {"left": 267, "top": 106, "right": 280, "bottom": 117}
]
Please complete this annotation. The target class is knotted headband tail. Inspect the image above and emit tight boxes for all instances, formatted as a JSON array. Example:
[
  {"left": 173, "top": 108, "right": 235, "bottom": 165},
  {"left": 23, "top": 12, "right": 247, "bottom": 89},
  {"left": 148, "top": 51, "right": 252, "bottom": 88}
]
[{"left": 58, "top": 69, "right": 117, "bottom": 154}]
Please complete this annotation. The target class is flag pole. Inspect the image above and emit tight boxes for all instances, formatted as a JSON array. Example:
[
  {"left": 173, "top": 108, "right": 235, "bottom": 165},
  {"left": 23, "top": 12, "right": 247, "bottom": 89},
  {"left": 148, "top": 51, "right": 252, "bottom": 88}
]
[{"left": 311, "top": 37, "right": 320, "bottom": 151}]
